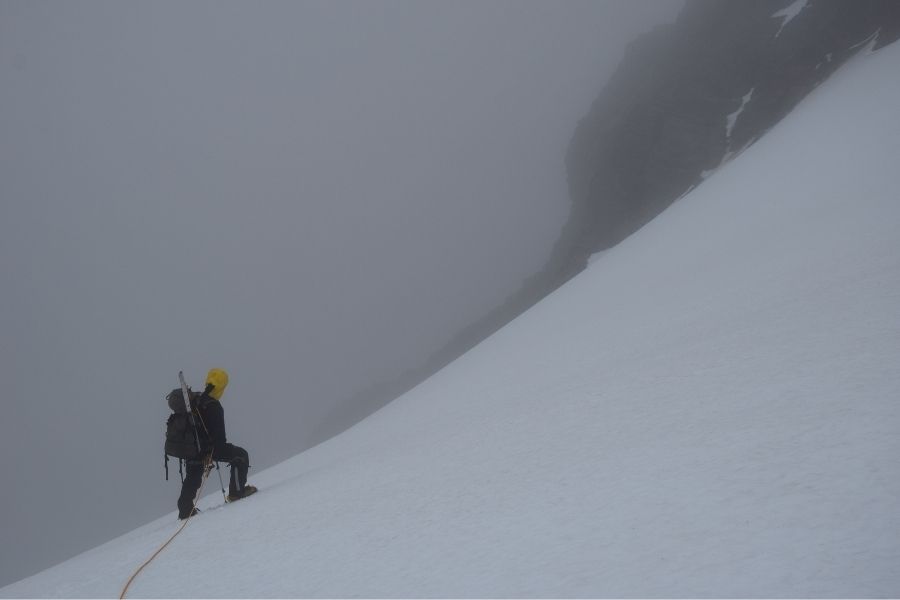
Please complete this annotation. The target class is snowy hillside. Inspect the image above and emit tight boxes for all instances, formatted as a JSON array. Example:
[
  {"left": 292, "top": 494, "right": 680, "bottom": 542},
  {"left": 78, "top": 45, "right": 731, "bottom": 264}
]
[{"left": 5, "top": 40, "right": 900, "bottom": 600}]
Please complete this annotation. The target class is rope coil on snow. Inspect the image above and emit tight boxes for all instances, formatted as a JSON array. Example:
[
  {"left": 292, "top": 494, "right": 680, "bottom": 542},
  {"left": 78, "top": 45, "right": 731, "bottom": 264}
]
[{"left": 119, "top": 460, "right": 212, "bottom": 599}]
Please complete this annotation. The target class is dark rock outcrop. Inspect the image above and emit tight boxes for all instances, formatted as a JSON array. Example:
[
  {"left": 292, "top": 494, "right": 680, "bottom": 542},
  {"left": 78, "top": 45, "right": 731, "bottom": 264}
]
[{"left": 558, "top": 0, "right": 900, "bottom": 275}]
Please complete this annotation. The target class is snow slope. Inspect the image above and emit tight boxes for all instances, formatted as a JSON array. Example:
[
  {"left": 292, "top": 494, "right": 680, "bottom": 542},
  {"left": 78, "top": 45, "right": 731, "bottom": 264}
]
[{"left": 5, "top": 40, "right": 900, "bottom": 600}]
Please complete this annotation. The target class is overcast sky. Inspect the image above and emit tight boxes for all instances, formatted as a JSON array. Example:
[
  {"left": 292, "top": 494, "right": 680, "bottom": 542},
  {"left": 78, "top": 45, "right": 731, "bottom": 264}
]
[{"left": 0, "top": 0, "right": 680, "bottom": 587}]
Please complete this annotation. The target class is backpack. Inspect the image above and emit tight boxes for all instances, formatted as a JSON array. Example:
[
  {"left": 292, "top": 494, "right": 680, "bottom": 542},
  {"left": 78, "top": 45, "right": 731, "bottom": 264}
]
[
  {"left": 166, "top": 387, "right": 191, "bottom": 414},
  {"left": 164, "top": 388, "right": 211, "bottom": 463}
]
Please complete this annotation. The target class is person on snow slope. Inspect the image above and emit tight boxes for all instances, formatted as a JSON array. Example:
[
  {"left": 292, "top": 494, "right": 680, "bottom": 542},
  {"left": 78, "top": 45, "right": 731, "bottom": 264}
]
[{"left": 177, "top": 368, "right": 257, "bottom": 519}]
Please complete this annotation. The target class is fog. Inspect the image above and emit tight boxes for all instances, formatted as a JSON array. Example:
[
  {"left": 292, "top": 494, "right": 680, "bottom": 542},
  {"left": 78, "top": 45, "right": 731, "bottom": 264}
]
[{"left": 0, "top": 0, "right": 679, "bottom": 586}]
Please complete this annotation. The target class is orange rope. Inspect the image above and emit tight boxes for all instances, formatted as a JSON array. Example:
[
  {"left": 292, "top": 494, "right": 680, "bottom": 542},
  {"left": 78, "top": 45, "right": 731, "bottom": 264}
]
[{"left": 119, "top": 460, "right": 212, "bottom": 599}]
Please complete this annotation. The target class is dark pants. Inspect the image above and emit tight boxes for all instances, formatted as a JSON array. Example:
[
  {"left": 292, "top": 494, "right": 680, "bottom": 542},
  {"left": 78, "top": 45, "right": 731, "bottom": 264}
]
[{"left": 177, "top": 444, "right": 250, "bottom": 518}]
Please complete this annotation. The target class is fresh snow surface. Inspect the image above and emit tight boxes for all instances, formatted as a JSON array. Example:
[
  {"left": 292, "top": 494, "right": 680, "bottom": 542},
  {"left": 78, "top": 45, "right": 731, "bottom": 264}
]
[
  {"left": 5, "top": 40, "right": 900, "bottom": 600},
  {"left": 773, "top": 0, "right": 809, "bottom": 38}
]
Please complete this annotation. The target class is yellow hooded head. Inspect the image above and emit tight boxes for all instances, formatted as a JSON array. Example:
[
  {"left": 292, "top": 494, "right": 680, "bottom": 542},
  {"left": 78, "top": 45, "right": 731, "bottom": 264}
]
[{"left": 205, "top": 368, "right": 229, "bottom": 400}]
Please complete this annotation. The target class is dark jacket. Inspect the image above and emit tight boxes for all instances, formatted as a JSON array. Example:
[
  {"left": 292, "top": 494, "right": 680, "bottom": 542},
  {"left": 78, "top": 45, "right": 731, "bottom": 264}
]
[{"left": 193, "top": 391, "right": 228, "bottom": 455}]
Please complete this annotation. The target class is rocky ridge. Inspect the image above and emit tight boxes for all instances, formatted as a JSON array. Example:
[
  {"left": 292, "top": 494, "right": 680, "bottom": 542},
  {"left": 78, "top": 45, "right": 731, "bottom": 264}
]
[{"left": 315, "top": 0, "right": 900, "bottom": 441}]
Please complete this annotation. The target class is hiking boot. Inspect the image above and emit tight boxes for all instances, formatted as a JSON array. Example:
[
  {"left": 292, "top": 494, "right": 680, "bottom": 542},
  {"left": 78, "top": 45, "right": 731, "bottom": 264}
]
[
  {"left": 227, "top": 485, "right": 257, "bottom": 503},
  {"left": 178, "top": 507, "right": 201, "bottom": 520}
]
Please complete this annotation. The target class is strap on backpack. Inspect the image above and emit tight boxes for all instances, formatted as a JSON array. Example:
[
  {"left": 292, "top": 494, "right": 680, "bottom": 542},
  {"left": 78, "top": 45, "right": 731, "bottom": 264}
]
[{"left": 164, "top": 454, "right": 187, "bottom": 483}]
